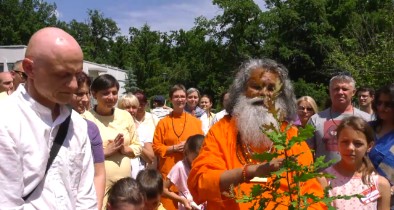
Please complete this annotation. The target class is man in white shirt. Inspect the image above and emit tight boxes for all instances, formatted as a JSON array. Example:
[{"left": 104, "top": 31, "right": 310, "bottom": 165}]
[
  {"left": 0, "top": 27, "right": 97, "bottom": 209},
  {"left": 151, "top": 95, "right": 171, "bottom": 119},
  {"left": 210, "top": 92, "right": 230, "bottom": 127}
]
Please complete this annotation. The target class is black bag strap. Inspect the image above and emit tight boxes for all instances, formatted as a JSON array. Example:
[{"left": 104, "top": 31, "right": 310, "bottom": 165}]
[{"left": 23, "top": 114, "right": 71, "bottom": 201}]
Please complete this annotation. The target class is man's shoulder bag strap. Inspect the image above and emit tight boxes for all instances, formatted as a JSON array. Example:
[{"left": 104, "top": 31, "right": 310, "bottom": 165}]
[{"left": 22, "top": 114, "right": 71, "bottom": 201}]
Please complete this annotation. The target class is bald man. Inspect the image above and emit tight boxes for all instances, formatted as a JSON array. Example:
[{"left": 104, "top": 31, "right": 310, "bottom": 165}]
[
  {"left": 0, "top": 27, "right": 97, "bottom": 209},
  {"left": 0, "top": 71, "right": 14, "bottom": 93}
]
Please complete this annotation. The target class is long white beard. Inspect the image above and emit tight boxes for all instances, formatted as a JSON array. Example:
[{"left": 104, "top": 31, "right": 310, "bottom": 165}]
[{"left": 233, "top": 95, "right": 285, "bottom": 149}]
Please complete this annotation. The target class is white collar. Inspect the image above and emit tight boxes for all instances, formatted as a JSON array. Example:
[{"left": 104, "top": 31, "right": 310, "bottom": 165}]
[{"left": 15, "top": 85, "right": 71, "bottom": 127}]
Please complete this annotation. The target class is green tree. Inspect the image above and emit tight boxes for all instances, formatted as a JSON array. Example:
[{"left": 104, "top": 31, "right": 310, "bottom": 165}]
[
  {"left": 108, "top": 36, "right": 132, "bottom": 69},
  {"left": 63, "top": 9, "right": 120, "bottom": 64},
  {"left": 124, "top": 68, "right": 139, "bottom": 93},
  {"left": 293, "top": 79, "right": 328, "bottom": 109},
  {"left": 208, "top": 0, "right": 266, "bottom": 74},
  {"left": 0, "top": 0, "right": 58, "bottom": 45},
  {"left": 261, "top": 0, "right": 337, "bottom": 82},
  {"left": 128, "top": 24, "right": 163, "bottom": 93},
  {"left": 64, "top": 20, "right": 92, "bottom": 58},
  {"left": 324, "top": 1, "right": 394, "bottom": 88},
  {"left": 86, "top": 9, "right": 120, "bottom": 63}
]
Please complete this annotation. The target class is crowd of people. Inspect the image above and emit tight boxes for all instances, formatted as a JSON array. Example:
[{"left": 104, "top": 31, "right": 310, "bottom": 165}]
[{"left": 0, "top": 27, "right": 393, "bottom": 210}]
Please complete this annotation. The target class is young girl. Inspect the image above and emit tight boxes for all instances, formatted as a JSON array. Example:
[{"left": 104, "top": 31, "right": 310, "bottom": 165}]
[
  {"left": 164, "top": 134, "right": 205, "bottom": 210},
  {"left": 321, "top": 116, "right": 390, "bottom": 210},
  {"left": 106, "top": 177, "right": 145, "bottom": 210}
]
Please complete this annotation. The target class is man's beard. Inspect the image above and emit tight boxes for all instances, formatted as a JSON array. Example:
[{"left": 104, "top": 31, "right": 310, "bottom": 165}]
[{"left": 233, "top": 94, "right": 285, "bottom": 149}]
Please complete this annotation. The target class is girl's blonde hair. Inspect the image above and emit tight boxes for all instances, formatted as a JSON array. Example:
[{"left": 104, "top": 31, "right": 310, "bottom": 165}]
[
  {"left": 118, "top": 93, "right": 139, "bottom": 110},
  {"left": 336, "top": 116, "right": 376, "bottom": 185},
  {"left": 296, "top": 96, "right": 318, "bottom": 114}
]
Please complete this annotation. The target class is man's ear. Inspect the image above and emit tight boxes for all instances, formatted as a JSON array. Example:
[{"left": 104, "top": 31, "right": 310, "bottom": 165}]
[
  {"left": 22, "top": 58, "right": 34, "bottom": 78},
  {"left": 351, "top": 88, "right": 356, "bottom": 97}
]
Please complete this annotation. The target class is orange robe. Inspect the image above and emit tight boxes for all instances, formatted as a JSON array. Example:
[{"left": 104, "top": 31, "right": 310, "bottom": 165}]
[
  {"left": 188, "top": 115, "right": 326, "bottom": 210},
  {"left": 153, "top": 112, "right": 203, "bottom": 210}
]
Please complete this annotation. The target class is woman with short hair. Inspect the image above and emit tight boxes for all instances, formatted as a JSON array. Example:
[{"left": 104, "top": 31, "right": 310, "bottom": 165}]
[
  {"left": 118, "top": 90, "right": 158, "bottom": 178},
  {"left": 184, "top": 87, "right": 205, "bottom": 118},
  {"left": 83, "top": 74, "right": 142, "bottom": 208},
  {"left": 153, "top": 84, "right": 204, "bottom": 210}
]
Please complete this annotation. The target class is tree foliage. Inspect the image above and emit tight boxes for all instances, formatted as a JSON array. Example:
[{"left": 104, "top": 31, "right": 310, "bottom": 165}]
[
  {"left": 1, "top": 0, "right": 393, "bottom": 105},
  {"left": 0, "top": 0, "right": 58, "bottom": 45}
]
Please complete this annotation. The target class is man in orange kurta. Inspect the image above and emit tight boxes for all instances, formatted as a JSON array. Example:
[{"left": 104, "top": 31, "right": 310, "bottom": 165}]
[
  {"left": 188, "top": 116, "right": 325, "bottom": 209},
  {"left": 187, "top": 58, "right": 326, "bottom": 210},
  {"left": 153, "top": 111, "right": 203, "bottom": 210}
]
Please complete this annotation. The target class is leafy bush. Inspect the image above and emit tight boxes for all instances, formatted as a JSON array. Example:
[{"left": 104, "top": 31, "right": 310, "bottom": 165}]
[{"left": 293, "top": 79, "right": 328, "bottom": 110}]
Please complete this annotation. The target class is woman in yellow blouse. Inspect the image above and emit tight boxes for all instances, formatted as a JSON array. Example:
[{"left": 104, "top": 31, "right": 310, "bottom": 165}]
[{"left": 83, "top": 74, "right": 142, "bottom": 207}]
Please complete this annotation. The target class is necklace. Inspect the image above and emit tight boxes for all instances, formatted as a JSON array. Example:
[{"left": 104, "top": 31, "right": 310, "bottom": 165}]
[
  {"left": 236, "top": 133, "right": 273, "bottom": 165},
  {"left": 329, "top": 106, "right": 354, "bottom": 127},
  {"left": 329, "top": 106, "right": 354, "bottom": 137},
  {"left": 171, "top": 112, "right": 187, "bottom": 140}
]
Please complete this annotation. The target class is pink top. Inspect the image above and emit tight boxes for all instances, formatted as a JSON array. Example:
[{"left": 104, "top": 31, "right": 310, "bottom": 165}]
[
  {"left": 325, "top": 166, "right": 379, "bottom": 210},
  {"left": 168, "top": 159, "right": 205, "bottom": 210}
]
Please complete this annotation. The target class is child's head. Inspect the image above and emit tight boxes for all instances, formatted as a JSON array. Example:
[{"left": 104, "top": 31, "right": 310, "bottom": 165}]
[
  {"left": 136, "top": 169, "right": 163, "bottom": 210},
  {"left": 107, "top": 177, "right": 145, "bottom": 210},
  {"left": 336, "top": 116, "right": 375, "bottom": 184},
  {"left": 184, "top": 134, "right": 205, "bottom": 165}
]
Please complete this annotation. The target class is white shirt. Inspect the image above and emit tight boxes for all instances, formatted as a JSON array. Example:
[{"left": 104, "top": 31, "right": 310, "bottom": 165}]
[
  {"left": 135, "top": 112, "right": 159, "bottom": 144},
  {"left": 151, "top": 107, "right": 171, "bottom": 119},
  {"left": 199, "top": 112, "right": 215, "bottom": 135},
  {"left": 210, "top": 109, "right": 228, "bottom": 127},
  {"left": 131, "top": 112, "right": 159, "bottom": 178},
  {"left": 0, "top": 86, "right": 97, "bottom": 209}
]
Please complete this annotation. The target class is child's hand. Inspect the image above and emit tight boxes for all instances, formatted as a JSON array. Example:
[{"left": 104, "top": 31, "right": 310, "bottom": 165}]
[
  {"left": 190, "top": 201, "right": 201, "bottom": 210},
  {"left": 180, "top": 197, "right": 192, "bottom": 210}
]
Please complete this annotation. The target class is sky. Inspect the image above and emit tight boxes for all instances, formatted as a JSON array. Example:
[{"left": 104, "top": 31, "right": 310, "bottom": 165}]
[{"left": 46, "top": 0, "right": 266, "bottom": 35}]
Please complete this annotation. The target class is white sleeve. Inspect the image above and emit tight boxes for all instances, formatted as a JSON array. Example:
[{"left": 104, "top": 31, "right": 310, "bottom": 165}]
[
  {"left": 0, "top": 124, "right": 24, "bottom": 209},
  {"left": 76, "top": 135, "right": 97, "bottom": 210}
]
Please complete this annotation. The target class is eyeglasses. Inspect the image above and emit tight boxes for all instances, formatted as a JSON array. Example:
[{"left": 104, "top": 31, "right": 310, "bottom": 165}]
[
  {"left": 298, "top": 106, "right": 314, "bottom": 112},
  {"left": 13, "top": 70, "right": 27, "bottom": 79}
]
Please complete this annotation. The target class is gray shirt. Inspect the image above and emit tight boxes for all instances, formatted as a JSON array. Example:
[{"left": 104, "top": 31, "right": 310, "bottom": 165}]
[{"left": 307, "top": 107, "right": 371, "bottom": 165}]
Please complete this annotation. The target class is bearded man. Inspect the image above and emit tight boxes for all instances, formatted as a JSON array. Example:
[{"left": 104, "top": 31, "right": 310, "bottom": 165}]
[{"left": 188, "top": 58, "right": 325, "bottom": 210}]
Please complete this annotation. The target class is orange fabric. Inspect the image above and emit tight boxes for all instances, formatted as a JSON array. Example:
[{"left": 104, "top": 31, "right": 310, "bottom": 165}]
[
  {"left": 153, "top": 112, "right": 203, "bottom": 210},
  {"left": 188, "top": 115, "right": 326, "bottom": 210}
]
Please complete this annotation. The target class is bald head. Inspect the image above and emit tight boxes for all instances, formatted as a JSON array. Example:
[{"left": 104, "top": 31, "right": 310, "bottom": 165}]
[
  {"left": 0, "top": 72, "right": 14, "bottom": 93},
  {"left": 23, "top": 27, "right": 84, "bottom": 111},
  {"left": 25, "top": 27, "right": 83, "bottom": 63}
]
